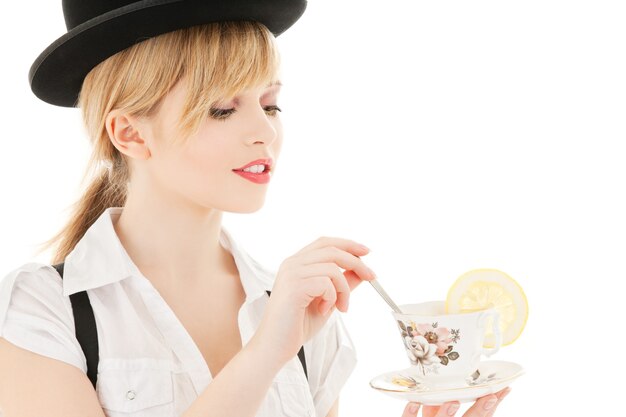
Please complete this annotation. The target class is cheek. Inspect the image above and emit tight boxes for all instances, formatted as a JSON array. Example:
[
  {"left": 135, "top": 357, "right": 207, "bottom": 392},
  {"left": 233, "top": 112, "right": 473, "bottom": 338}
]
[
  {"left": 180, "top": 125, "right": 232, "bottom": 176},
  {"left": 179, "top": 142, "right": 230, "bottom": 185},
  {"left": 272, "top": 127, "right": 284, "bottom": 157}
]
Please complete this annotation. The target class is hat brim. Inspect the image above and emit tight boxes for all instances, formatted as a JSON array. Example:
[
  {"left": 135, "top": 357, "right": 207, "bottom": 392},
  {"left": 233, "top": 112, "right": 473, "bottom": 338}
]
[{"left": 29, "top": 0, "right": 307, "bottom": 107}]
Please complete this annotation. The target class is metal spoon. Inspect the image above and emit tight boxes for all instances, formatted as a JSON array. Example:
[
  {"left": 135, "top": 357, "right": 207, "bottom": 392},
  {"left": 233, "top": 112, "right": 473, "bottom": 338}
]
[
  {"left": 369, "top": 279, "right": 404, "bottom": 314},
  {"left": 354, "top": 255, "right": 404, "bottom": 314}
]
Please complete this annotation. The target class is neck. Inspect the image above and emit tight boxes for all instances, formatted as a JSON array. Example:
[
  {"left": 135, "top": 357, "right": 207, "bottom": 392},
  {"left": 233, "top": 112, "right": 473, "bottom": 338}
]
[{"left": 112, "top": 193, "right": 237, "bottom": 293}]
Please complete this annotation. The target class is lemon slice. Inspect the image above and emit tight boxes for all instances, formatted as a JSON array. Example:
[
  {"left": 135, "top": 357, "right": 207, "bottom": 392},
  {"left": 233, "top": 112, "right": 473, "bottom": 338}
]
[{"left": 445, "top": 268, "right": 528, "bottom": 348}]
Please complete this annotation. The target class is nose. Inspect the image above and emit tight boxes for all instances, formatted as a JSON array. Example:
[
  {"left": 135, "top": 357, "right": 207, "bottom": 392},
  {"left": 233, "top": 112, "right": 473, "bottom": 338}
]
[{"left": 246, "top": 105, "right": 279, "bottom": 146}]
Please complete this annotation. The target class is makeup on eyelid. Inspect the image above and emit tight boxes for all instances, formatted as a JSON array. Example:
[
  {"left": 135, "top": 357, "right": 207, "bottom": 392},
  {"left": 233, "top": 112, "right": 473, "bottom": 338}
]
[{"left": 213, "top": 89, "right": 280, "bottom": 110}]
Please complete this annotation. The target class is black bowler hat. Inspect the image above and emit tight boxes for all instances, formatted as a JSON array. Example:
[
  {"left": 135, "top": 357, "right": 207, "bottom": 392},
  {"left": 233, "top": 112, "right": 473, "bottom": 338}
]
[{"left": 29, "top": 0, "right": 307, "bottom": 108}]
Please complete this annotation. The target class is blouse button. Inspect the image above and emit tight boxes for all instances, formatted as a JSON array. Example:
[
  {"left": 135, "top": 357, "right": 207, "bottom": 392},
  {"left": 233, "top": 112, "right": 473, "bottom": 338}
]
[{"left": 126, "top": 390, "right": 136, "bottom": 400}]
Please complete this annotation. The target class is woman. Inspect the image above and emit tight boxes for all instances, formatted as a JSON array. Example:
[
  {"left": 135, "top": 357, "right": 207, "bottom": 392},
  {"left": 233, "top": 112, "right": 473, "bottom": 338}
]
[{"left": 0, "top": 1, "right": 510, "bottom": 416}]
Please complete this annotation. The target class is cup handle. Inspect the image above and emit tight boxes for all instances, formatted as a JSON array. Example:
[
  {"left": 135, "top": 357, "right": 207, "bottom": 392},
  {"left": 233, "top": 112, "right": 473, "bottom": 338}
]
[{"left": 480, "top": 309, "right": 502, "bottom": 357}]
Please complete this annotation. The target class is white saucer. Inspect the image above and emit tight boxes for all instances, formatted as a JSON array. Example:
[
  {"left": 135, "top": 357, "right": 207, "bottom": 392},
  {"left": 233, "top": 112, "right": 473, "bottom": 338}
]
[{"left": 369, "top": 360, "right": 524, "bottom": 406}]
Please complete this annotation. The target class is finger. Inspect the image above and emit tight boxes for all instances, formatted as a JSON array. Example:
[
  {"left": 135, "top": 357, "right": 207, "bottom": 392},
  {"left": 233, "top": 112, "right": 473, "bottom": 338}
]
[
  {"left": 343, "top": 269, "right": 365, "bottom": 292},
  {"left": 298, "top": 276, "right": 338, "bottom": 314},
  {"left": 463, "top": 393, "right": 498, "bottom": 416},
  {"left": 495, "top": 387, "right": 511, "bottom": 398},
  {"left": 295, "top": 263, "right": 351, "bottom": 312},
  {"left": 316, "top": 279, "right": 339, "bottom": 315},
  {"left": 422, "top": 405, "right": 441, "bottom": 417},
  {"left": 300, "top": 276, "right": 337, "bottom": 316},
  {"left": 423, "top": 401, "right": 460, "bottom": 417},
  {"left": 402, "top": 402, "right": 421, "bottom": 417},
  {"left": 484, "top": 387, "right": 512, "bottom": 417},
  {"left": 295, "top": 236, "right": 371, "bottom": 258},
  {"left": 300, "top": 245, "right": 376, "bottom": 284}
]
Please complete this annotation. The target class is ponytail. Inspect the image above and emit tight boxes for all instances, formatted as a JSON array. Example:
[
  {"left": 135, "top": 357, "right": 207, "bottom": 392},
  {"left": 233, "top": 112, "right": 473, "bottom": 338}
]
[{"left": 37, "top": 151, "right": 129, "bottom": 264}]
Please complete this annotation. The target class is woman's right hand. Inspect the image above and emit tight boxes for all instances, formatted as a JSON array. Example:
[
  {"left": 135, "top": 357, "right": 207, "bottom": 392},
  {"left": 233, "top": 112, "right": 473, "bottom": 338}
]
[{"left": 254, "top": 236, "right": 376, "bottom": 364}]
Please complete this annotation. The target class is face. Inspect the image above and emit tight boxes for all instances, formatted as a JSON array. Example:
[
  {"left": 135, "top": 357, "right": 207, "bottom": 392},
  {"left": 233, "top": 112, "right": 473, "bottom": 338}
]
[{"left": 108, "top": 76, "right": 283, "bottom": 214}]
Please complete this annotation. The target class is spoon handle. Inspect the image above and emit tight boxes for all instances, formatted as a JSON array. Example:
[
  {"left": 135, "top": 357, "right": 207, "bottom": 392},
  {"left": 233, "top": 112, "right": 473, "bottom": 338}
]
[{"left": 369, "top": 279, "right": 403, "bottom": 314}]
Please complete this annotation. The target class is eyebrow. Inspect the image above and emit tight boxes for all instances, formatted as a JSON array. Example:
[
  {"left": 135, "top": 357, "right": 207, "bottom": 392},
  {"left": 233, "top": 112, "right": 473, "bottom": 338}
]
[{"left": 267, "top": 81, "right": 283, "bottom": 88}]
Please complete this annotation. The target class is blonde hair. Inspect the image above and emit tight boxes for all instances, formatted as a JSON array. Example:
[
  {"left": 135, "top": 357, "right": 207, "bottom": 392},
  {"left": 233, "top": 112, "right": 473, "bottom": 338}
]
[{"left": 36, "top": 20, "right": 281, "bottom": 264}]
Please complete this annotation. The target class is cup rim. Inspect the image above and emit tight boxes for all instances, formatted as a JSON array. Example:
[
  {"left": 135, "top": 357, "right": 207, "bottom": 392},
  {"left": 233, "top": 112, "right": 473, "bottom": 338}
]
[{"left": 394, "top": 300, "right": 496, "bottom": 318}]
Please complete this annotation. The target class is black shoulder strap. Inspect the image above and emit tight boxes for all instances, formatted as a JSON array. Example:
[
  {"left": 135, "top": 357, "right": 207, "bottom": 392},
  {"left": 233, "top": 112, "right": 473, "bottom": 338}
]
[
  {"left": 52, "top": 262, "right": 99, "bottom": 390},
  {"left": 266, "top": 290, "right": 308, "bottom": 380},
  {"left": 52, "top": 262, "right": 308, "bottom": 390}
]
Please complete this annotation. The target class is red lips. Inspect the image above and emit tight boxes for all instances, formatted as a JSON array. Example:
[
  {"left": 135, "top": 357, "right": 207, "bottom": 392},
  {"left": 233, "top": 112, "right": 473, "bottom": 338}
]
[{"left": 233, "top": 158, "right": 273, "bottom": 171}]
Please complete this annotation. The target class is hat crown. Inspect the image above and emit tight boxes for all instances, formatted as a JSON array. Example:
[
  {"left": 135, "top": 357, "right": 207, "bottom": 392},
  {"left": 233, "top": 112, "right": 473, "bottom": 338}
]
[
  {"left": 62, "top": 0, "right": 136, "bottom": 30},
  {"left": 32, "top": 0, "right": 307, "bottom": 107}
]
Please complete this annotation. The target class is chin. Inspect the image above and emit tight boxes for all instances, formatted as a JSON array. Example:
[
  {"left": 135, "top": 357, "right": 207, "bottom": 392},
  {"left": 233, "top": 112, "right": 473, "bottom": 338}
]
[{"left": 220, "top": 198, "right": 266, "bottom": 214}]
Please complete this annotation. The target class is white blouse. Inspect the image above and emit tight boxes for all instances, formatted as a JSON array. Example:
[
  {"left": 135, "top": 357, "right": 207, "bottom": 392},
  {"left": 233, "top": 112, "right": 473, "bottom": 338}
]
[{"left": 0, "top": 207, "right": 357, "bottom": 417}]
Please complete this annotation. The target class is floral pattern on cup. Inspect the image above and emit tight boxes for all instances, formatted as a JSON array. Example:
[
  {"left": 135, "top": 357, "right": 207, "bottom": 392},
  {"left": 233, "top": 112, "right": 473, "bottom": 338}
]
[{"left": 397, "top": 320, "right": 461, "bottom": 376}]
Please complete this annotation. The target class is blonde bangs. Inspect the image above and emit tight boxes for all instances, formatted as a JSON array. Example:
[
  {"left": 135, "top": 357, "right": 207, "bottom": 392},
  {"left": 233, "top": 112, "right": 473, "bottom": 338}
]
[
  {"left": 176, "top": 21, "right": 282, "bottom": 145},
  {"left": 78, "top": 20, "right": 281, "bottom": 151}
]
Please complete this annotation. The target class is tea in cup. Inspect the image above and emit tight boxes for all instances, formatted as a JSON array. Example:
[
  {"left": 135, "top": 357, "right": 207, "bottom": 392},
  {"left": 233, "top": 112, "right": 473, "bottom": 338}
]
[{"left": 392, "top": 300, "right": 502, "bottom": 388}]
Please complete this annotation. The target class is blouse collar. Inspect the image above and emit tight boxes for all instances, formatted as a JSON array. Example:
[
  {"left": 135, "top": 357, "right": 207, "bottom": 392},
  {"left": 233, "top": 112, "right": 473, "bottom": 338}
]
[{"left": 62, "top": 207, "right": 274, "bottom": 303}]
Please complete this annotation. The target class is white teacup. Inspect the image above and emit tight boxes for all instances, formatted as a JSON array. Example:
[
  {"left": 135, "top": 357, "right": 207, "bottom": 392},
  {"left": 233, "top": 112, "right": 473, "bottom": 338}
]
[{"left": 392, "top": 300, "right": 502, "bottom": 388}]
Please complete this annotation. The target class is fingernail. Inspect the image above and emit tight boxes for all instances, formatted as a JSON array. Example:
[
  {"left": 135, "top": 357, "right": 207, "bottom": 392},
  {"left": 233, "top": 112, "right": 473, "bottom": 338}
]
[
  {"left": 358, "top": 244, "right": 370, "bottom": 251},
  {"left": 447, "top": 403, "right": 460, "bottom": 415},
  {"left": 409, "top": 403, "right": 419, "bottom": 413},
  {"left": 484, "top": 397, "right": 498, "bottom": 410}
]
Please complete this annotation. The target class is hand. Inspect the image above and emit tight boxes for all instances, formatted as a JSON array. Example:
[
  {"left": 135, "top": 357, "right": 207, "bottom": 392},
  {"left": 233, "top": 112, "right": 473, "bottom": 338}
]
[
  {"left": 401, "top": 387, "right": 512, "bottom": 417},
  {"left": 255, "top": 236, "right": 376, "bottom": 364}
]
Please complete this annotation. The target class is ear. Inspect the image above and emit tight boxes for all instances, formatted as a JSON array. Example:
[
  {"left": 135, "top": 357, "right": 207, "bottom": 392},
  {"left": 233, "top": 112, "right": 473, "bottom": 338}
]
[{"left": 105, "top": 109, "right": 152, "bottom": 160}]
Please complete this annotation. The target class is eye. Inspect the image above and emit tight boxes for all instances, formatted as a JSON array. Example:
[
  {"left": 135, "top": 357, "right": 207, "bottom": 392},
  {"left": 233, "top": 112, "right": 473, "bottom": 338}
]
[
  {"left": 209, "top": 107, "right": 236, "bottom": 120},
  {"left": 264, "top": 105, "right": 282, "bottom": 117},
  {"left": 209, "top": 105, "right": 282, "bottom": 121}
]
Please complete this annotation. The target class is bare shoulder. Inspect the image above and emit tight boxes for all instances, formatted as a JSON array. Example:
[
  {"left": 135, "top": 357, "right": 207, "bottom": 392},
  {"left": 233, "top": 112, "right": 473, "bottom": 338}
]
[{"left": 0, "top": 337, "right": 106, "bottom": 417}]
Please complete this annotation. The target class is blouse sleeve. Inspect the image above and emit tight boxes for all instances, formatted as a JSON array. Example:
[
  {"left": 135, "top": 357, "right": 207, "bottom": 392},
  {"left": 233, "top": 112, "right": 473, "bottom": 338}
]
[
  {"left": 307, "top": 309, "right": 358, "bottom": 417},
  {"left": 0, "top": 262, "right": 87, "bottom": 373}
]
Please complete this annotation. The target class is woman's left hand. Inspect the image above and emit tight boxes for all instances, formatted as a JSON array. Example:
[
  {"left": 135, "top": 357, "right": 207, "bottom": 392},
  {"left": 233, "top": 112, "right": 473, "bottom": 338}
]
[{"left": 401, "top": 387, "right": 512, "bottom": 417}]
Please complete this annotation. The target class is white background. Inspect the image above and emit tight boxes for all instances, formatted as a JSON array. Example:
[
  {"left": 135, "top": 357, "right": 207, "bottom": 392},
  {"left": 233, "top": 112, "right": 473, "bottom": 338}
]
[{"left": 2, "top": 1, "right": 625, "bottom": 416}]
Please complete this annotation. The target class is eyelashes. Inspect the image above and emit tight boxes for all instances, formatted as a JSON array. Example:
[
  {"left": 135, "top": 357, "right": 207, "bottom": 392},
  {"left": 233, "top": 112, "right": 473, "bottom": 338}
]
[{"left": 209, "top": 105, "right": 282, "bottom": 121}]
